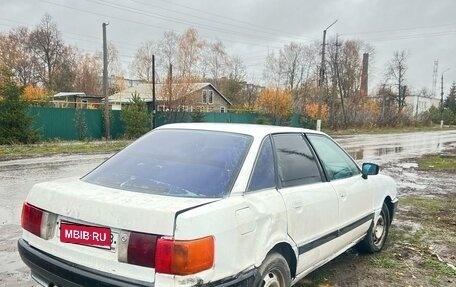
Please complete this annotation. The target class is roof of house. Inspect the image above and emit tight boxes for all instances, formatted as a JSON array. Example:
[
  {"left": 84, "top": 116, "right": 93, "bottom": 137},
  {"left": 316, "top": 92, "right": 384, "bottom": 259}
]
[
  {"left": 53, "top": 92, "right": 86, "bottom": 98},
  {"left": 53, "top": 92, "right": 103, "bottom": 99},
  {"left": 108, "top": 82, "right": 232, "bottom": 106}
]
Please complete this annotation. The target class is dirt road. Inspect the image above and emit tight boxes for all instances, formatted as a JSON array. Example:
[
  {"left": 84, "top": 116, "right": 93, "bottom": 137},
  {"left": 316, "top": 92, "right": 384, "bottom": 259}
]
[{"left": 1, "top": 130, "right": 456, "bottom": 287}]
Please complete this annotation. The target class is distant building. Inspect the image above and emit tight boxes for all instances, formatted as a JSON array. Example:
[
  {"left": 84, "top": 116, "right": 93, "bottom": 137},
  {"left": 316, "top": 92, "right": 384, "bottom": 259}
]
[
  {"left": 52, "top": 92, "right": 104, "bottom": 109},
  {"left": 109, "top": 82, "right": 232, "bottom": 113},
  {"left": 404, "top": 95, "right": 440, "bottom": 116}
]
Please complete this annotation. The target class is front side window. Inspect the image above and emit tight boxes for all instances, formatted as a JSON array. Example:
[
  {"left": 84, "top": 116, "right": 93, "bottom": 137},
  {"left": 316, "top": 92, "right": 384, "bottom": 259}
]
[
  {"left": 272, "top": 134, "right": 322, "bottom": 188},
  {"left": 248, "top": 137, "right": 276, "bottom": 191},
  {"left": 83, "top": 129, "right": 252, "bottom": 198},
  {"left": 307, "top": 134, "right": 360, "bottom": 181}
]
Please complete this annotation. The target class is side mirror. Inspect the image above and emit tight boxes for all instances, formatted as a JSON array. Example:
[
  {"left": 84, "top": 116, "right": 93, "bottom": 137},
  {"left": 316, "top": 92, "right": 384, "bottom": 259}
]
[{"left": 362, "top": 163, "right": 379, "bottom": 179}]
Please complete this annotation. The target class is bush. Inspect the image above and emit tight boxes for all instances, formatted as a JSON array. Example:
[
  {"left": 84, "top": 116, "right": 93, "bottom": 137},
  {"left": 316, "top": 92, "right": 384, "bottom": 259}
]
[
  {"left": 0, "top": 80, "right": 40, "bottom": 144},
  {"left": 74, "top": 109, "right": 88, "bottom": 140}
]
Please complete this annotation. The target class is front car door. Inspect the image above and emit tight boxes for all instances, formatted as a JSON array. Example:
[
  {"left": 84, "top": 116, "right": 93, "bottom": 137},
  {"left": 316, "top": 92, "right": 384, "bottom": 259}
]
[{"left": 306, "top": 134, "right": 375, "bottom": 248}]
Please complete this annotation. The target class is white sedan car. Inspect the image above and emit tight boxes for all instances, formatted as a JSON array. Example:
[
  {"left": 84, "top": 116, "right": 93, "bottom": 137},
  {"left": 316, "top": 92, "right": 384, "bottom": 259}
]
[{"left": 19, "top": 123, "right": 398, "bottom": 287}]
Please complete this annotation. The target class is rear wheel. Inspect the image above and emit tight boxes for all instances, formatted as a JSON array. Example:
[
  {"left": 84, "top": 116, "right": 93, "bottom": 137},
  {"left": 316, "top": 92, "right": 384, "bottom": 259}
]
[
  {"left": 357, "top": 202, "right": 390, "bottom": 253},
  {"left": 254, "top": 252, "right": 291, "bottom": 287}
]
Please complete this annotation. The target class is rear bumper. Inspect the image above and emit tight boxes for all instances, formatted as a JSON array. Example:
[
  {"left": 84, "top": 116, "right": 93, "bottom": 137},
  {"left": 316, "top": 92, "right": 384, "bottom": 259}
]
[
  {"left": 18, "top": 238, "right": 255, "bottom": 287},
  {"left": 18, "top": 238, "right": 153, "bottom": 287}
]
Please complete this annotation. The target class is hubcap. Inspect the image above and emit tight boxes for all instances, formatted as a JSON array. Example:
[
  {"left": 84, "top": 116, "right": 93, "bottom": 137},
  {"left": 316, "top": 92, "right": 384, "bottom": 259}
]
[
  {"left": 262, "top": 269, "right": 285, "bottom": 287},
  {"left": 373, "top": 212, "right": 386, "bottom": 246}
]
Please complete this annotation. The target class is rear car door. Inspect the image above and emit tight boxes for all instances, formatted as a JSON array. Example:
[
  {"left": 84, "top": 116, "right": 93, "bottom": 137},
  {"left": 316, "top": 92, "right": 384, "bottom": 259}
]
[{"left": 272, "top": 133, "right": 339, "bottom": 274}]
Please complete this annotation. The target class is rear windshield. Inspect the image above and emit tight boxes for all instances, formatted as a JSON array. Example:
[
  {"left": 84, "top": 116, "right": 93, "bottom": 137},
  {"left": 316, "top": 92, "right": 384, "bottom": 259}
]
[{"left": 83, "top": 129, "right": 252, "bottom": 198}]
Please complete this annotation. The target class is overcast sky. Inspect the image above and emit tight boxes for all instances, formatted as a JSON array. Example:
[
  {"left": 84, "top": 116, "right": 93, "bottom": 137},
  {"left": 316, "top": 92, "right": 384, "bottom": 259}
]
[{"left": 1, "top": 0, "right": 455, "bottom": 97}]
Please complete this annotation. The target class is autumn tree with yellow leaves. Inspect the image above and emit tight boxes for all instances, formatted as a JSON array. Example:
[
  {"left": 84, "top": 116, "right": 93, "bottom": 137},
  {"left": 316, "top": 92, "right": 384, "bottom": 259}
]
[
  {"left": 256, "top": 88, "right": 293, "bottom": 124},
  {"left": 22, "top": 85, "right": 47, "bottom": 102}
]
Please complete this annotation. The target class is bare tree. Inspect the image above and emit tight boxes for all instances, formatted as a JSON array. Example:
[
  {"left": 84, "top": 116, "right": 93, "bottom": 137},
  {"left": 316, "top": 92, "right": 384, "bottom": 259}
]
[
  {"left": 326, "top": 38, "right": 375, "bottom": 127},
  {"left": 177, "top": 28, "right": 204, "bottom": 80},
  {"left": 263, "top": 50, "right": 283, "bottom": 88},
  {"left": 158, "top": 31, "right": 178, "bottom": 73},
  {"left": 74, "top": 52, "right": 102, "bottom": 95},
  {"left": 263, "top": 42, "right": 319, "bottom": 112},
  {"left": 0, "top": 27, "right": 40, "bottom": 86},
  {"left": 387, "top": 50, "right": 408, "bottom": 112},
  {"left": 229, "top": 55, "right": 246, "bottom": 82},
  {"left": 53, "top": 45, "right": 78, "bottom": 92},
  {"left": 28, "top": 14, "right": 66, "bottom": 90},
  {"left": 131, "top": 41, "right": 157, "bottom": 82},
  {"left": 205, "top": 40, "right": 230, "bottom": 88}
]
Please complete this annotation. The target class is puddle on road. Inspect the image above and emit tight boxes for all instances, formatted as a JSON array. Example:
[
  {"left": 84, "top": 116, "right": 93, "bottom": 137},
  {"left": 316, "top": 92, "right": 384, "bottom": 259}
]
[
  {"left": 348, "top": 146, "right": 404, "bottom": 161},
  {"left": 338, "top": 130, "right": 456, "bottom": 164}
]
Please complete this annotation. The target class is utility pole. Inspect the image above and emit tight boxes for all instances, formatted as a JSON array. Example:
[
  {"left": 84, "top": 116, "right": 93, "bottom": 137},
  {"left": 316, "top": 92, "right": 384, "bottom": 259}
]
[
  {"left": 168, "top": 63, "right": 173, "bottom": 106},
  {"left": 152, "top": 54, "right": 156, "bottom": 129},
  {"left": 317, "top": 19, "right": 337, "bottom": 131},
  {"left": 102, "top": 22, "right": 110, "bottom": 139},
  {"left": 440, "top": 68, "right": 450, "bottom": 128},
  {"left": 441, "top": 74, "right": 444, "bottom": 128}
]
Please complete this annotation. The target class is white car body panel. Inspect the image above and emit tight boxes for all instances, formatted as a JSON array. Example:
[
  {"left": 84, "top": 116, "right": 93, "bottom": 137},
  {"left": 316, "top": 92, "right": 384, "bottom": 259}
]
[
  {"left": 24, "top": 177, "right": 217, "bottom": 284},
  {"left": 279, "top": 182, "right": 339, "bottom": 273},
  {"left": 19, "top": 123, "right": 398, "bottom": 287}
]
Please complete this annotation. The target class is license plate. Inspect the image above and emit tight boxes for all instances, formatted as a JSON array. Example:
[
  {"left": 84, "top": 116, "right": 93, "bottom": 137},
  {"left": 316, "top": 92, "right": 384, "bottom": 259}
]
[{"left": 60, "top": 222, "right": 118, "bottom": 251}]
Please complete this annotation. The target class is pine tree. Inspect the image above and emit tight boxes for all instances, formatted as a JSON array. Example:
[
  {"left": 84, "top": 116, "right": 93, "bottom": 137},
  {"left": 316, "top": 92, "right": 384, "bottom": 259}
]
[
  {"left": 444, "top": 82, "right": 456, "bottom": 114},
  {"left": 120, "top": 92, "right": 150, "bottom": 139},
  {"left": 0, "top": 76, "right": 40, "bottom": 144}
]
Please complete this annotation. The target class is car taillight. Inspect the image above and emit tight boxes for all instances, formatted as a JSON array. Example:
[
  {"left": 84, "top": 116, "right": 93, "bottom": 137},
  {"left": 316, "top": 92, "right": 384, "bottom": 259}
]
[
  {"left": 155, "top": 236, "right": 214, "bottom": 275},
  {"left": 21, "top": 202, "right": 55, "bottom": 239},
  {"left": 118, "top": 231, "right": 158, "bottom": 268},
  {"left": 118, "top": 232, "right": 214, "bottom": 275}
]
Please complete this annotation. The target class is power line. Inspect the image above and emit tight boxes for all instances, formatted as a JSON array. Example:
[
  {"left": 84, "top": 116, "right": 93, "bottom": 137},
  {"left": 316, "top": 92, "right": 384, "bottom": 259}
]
[
  {"left": 85, "top": 0, "right": 300, "bottom": 44},
  {"left": 340, "top": 22, "right": 456, "bottom": 36},
  {"left": 355, "top": 30, "right": 456, "bottom": 43},
  {"left": 35, "top": 0, "right": 285, "bottom": 50},
  {"left": 128, "top": 0, "right": 315, "bottom": 41}
]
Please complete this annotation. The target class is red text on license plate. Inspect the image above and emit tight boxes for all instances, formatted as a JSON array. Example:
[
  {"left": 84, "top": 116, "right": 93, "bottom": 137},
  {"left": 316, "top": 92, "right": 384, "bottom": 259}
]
[{"left": 60, "top": 222, "right": 111, "bottom": 249}]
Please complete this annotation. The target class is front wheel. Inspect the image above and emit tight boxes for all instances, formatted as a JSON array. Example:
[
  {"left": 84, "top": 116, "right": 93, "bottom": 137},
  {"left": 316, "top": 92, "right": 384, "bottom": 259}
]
[
  {"left": 253, "top": 252, "right": 291, "bottom": 287},
  {"left": 357, "top": 202, "right": 390, "bottom": 253}
]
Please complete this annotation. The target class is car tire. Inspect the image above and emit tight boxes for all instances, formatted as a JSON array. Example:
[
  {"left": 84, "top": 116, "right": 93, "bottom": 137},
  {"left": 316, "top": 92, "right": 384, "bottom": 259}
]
[
  {"left": 357, "top": 202, "right": 390, "bottom": 253},
  {"left": 253, "top": 252, "right": 292, "bottom": 287}
]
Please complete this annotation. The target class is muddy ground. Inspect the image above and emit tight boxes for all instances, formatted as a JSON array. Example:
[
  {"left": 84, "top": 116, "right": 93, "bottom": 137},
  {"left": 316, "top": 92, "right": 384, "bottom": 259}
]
[{"left": 1, "top": 131, "right": 456, "bottom": 287}]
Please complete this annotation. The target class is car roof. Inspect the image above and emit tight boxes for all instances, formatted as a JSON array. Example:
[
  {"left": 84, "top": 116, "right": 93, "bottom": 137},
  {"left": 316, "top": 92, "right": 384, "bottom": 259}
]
[{"left": 155, "top": 123, "right": 324, "bottom": 139}]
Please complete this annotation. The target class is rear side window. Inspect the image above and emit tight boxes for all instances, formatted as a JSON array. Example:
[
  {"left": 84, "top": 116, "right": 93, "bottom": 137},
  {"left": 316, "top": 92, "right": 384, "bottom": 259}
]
[
  {"left": 307, "top": 134, "right": 360, "bottom": 181},
  {"left": 272, "top": 134, "right": 322, "bottom": 188},
  {"left": 248, "top": 136, "right": 276, "bottom": 191},
  {"left": 83, "top": 129, "right": 252, "bottom": 198}
]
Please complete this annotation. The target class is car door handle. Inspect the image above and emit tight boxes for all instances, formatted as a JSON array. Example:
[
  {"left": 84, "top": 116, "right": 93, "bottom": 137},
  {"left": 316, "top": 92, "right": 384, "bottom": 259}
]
[{"left": 292, "top": 200, "right": 305, "bottom": 208}]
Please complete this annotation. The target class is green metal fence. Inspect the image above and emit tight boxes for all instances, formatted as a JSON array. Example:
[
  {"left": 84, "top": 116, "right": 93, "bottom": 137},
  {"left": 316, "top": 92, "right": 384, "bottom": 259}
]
[
  {"left": 29, "top": 107, "right": 123, "bottom": 140},
  {"left": 28, "top": 107, "right": 310, "bottom": 140}
]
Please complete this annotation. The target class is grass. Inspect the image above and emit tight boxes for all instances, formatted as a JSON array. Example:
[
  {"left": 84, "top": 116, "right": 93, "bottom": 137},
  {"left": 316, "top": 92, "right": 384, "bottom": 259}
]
[
  {"left": 400, "top": 195, "right": 456, "bottom": 239},
  {"left": 0, "top": 140, "right": 132, "bottom": 160},
  {"left": 423, "top": 258, "right": 456, "bottom": 277},
  {"left": 370, "top": 256, "right": 400, "bottom": 269},
  {"left": 394, "top": 195, "right": 456, "bottom": 283},
  {"left": 417, "top": 154, "right": 456, "bottom": 172},
  {"left": 400, "top": 197, "right": 442, "bottom": 213}
]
